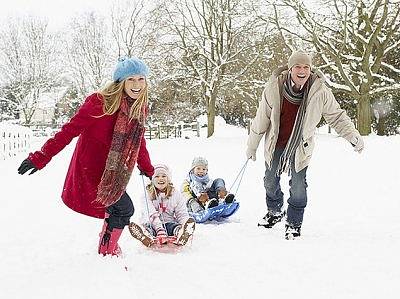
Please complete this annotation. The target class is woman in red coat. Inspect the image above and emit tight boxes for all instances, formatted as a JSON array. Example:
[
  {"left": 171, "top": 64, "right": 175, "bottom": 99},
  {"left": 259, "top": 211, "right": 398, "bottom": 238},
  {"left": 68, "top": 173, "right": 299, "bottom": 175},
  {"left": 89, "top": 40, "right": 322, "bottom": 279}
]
[{"left": 18, "top": 57, "right": 155, "bottom": 256}]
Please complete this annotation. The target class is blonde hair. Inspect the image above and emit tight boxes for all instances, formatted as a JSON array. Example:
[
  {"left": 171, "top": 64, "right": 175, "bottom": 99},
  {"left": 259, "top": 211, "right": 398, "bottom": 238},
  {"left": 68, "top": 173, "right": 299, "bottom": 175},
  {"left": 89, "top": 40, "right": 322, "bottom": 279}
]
[
  {"left": 146, "top": 182, "right": 174, "bottom": 200},
  {"left": 98, "top": 79, "right": 148, "bottom": 122}
]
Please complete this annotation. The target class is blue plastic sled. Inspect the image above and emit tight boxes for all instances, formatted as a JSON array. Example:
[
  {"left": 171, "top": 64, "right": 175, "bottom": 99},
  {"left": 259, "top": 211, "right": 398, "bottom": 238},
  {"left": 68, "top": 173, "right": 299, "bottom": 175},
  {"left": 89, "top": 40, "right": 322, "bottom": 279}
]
[{"left": 190, "top": 202, "right": 240, "bottom": 223}]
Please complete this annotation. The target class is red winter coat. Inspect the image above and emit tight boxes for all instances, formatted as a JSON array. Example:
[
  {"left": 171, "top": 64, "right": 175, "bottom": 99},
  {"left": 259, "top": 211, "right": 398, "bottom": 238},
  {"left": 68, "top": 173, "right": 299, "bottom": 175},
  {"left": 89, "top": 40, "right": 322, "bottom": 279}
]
[{"left": 28, "top": 93, "right": 154, "bottom": 219}]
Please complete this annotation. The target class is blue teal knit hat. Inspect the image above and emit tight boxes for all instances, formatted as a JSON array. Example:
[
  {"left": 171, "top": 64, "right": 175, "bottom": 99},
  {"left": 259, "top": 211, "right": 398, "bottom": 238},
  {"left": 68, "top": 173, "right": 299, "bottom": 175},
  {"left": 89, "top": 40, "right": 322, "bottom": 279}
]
[{"left": 113, "top": 57, "right": 149, "bottom": 82}]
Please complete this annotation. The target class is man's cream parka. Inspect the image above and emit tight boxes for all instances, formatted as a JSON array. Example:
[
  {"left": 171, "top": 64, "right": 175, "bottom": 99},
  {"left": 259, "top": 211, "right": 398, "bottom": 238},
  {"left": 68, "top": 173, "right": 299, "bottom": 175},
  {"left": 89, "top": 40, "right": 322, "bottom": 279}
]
[{"left": 247, "top": 66, "right": 361, "bottom": 172}]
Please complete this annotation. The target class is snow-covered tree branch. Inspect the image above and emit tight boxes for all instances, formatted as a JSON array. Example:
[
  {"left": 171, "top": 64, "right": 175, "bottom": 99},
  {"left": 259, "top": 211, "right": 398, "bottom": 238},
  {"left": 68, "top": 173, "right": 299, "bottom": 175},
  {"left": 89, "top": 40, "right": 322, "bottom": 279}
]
[
  {"left": 266, "top": 0, "right": 400, "bottom": 135},
  {"left": 162, "top": 0, "right": 269, "bottom": 137},
  {"left": 0, "top": 17, "right": 59, "bottom": 124}
]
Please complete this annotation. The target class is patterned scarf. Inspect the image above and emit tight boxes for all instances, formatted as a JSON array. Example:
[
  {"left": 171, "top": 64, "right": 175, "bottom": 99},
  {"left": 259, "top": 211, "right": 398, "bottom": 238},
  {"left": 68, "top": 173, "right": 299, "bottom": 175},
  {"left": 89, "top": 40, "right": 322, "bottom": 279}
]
[
  {"left": 189, "top": 172, "right": 210, "bottom": 185},
  {"left": 188, "top": 171, "right": 210, "bottom": 195},
  {"left": 95, "top": 97, "right": 145, "bottom": 207},
  {"left": 276, "top": 73, "right": 314, "bottom": 176}
]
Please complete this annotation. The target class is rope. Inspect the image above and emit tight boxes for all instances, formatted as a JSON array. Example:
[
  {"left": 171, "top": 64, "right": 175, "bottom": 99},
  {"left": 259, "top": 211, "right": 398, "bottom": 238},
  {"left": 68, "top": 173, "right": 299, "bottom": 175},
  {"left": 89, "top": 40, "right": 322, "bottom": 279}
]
[
  {"left": 228, "top": 159, "right": 250, "bottom": 196},
  {"left": 141, "top": 175, "right": 151, "bottom": 221}
]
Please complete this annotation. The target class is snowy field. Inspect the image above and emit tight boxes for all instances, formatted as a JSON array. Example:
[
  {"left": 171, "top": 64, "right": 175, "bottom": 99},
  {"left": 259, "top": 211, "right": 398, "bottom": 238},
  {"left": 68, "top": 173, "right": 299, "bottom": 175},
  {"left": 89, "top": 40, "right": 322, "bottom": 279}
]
[{"left": 1, "top": 120, "right": 399, "bottom": 299}]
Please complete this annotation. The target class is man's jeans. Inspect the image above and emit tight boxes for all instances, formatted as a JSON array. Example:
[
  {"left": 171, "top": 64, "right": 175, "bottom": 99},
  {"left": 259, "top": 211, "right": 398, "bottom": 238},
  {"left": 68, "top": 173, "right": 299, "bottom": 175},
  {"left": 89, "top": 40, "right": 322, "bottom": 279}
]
[{"left": 264, "top": 147, "right": 308, "bottom": 227}]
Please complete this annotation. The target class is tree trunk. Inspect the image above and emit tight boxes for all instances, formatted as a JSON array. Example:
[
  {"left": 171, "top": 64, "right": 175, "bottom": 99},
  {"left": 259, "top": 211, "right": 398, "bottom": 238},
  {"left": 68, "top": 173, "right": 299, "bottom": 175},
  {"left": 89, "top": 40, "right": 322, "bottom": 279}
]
[
  {"left": 207, "top": 94, "right": 216, "bottom": 137},
  {"left": 357, "top": 95, "right": 371, "bottom": 135},
  {"left": 376, "top": 112, "right": 386, "bottom": 136},
  {"left": 23, "top": 108, "right": 33, "bottom": 125}
]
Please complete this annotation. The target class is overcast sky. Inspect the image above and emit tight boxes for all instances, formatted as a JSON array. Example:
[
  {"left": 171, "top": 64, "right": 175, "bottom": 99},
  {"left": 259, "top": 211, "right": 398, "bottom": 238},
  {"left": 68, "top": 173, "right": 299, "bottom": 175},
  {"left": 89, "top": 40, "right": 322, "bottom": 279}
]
[
  {"left": 0, "top": 0, "right": 113, "bottom": 29},
  {"left": 1, "top": 0, "right": 321, "bottom": 31}
]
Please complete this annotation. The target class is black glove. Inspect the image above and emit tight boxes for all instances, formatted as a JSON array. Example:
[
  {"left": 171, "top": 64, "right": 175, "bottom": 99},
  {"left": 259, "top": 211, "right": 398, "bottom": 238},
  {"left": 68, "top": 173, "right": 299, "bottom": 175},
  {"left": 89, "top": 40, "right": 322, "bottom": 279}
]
[
  {"left": 18, "top": 159, "right": 38, "bottom": 175},
  {"left": 139, "top": 170, "right": 152, "bottom": 179}
]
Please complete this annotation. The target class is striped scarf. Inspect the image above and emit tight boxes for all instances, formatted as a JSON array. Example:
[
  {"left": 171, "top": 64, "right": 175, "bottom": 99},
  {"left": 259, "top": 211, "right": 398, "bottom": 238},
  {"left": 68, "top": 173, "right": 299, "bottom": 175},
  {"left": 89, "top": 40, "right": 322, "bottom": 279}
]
[
  {"left": 276, "top": 73, "right": 314, "bottom": 175},
  {"left": 95, "top": 97, "right": 145, "bottom": 207}
]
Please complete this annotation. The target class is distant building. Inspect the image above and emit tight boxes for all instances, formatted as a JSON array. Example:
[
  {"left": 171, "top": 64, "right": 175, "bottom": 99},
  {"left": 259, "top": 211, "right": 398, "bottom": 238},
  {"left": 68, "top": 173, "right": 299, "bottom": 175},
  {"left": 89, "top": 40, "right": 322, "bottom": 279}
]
[{"left": 30, "top": 106, "right": 56, "bottom": 126}]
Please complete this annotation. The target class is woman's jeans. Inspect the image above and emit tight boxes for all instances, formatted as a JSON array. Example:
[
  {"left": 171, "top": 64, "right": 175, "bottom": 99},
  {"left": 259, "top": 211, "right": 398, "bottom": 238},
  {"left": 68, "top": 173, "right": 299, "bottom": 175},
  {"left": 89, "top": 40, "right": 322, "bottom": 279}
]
[{"left": 105, "top": 192, "right": 134, "bottom": 230}]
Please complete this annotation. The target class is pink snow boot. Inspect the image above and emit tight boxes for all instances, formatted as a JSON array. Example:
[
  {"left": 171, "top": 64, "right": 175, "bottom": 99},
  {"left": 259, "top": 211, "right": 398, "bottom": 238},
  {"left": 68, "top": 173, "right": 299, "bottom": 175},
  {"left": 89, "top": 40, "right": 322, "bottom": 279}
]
[{"left": 98, "top": 219, "right": 123, "bottom": 256}]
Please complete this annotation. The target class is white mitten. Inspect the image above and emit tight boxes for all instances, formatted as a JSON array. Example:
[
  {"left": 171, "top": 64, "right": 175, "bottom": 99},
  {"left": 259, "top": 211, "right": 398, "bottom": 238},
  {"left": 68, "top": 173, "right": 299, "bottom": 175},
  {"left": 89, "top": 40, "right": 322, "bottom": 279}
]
[
  {"left": 246, "top": 148, "right": 256, "bottom": 161},
  {"left": 351, "top": 136, "right": 364, "bottom": 153}
]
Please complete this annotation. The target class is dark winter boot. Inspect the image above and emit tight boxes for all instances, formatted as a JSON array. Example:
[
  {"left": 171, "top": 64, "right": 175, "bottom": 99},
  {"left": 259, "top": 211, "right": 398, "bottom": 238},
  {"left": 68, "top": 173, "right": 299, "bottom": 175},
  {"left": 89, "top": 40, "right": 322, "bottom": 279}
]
[
  {"left": 224, "top": 193, "right": 235, "bottom": 204},
  {"left": 258, "top": 210, "right": 286, "bottom": 228},
  {"left": 205, "top": 198, "right": 219, "bottom": 209},
  {"left": 285, "top": 224, "right": 301, "bottom": 240},
  {"left": 175, "top": 218, "right": 196, "bottom": 246}
]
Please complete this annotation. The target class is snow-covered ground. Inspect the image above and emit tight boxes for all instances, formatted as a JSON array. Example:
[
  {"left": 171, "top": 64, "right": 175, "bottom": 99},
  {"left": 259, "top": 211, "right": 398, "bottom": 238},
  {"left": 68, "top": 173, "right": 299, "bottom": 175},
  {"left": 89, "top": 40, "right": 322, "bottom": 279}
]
[{"left": 1, "top": 120, "right": 399, "bottom": 299}]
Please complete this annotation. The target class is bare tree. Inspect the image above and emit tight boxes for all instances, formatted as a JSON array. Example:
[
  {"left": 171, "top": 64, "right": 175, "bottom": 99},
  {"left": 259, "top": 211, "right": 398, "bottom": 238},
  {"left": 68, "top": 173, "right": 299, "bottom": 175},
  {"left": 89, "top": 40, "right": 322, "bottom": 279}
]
[
  {"left": 267, "top": 0, "right": 400, "bottom": 135},
  {"left": 0, "top": 17, "right": 59, "bottom": 125},
  {"left": 219, "top": 31, "right": 292, "bottom": 127},
  {"left": 65, "top": 12, "right": 111, "bottom": 99},
  {"left": 162, "top": 0, "right": 268, "bottom": 137},
  {"left": 111, "top": 0, "right": 162, "bottom": 57}
]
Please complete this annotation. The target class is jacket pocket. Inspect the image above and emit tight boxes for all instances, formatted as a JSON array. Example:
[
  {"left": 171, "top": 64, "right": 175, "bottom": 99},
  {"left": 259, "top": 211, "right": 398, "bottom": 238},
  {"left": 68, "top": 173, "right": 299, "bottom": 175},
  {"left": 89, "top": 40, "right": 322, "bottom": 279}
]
[{"left": 301, "top": 136, "right": 314, "bottom": 157}]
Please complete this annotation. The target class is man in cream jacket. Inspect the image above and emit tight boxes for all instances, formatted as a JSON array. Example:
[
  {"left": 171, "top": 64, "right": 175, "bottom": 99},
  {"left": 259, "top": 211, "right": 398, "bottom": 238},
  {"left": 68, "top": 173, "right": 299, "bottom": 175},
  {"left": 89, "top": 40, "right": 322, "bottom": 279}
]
[{"left": 246, "top": 51, "right": 364, "bottom": 239}]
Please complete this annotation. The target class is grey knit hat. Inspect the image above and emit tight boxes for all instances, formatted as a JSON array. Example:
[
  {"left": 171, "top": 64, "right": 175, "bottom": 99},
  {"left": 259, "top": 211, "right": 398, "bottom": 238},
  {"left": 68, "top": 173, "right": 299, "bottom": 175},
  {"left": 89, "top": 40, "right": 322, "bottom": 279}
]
[
  {"left": 288, "top": 51, "right": 312, "bottom": 69},
  {"left": 191, "top": 157, "right": 208, "bottom": 170}
]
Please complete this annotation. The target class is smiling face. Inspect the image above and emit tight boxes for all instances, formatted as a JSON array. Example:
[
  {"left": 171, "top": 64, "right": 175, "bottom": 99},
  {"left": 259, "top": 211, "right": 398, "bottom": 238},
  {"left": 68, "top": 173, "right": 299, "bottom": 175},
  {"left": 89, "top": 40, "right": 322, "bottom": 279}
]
[
  {"left": 153, "top": 173, "right": 169, "bottom": 191},
  {"left": 290, "top": 64, "right": 311, "bottom": 89},
  {"left": 123, "top": 75, "right": 146, "bottom": 99},
  {"left": 193, "top": 165, "right": 208, "bottom": 177}
]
